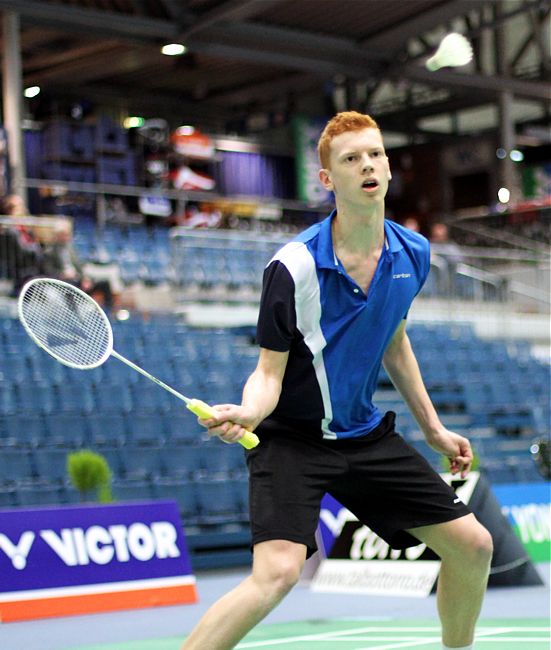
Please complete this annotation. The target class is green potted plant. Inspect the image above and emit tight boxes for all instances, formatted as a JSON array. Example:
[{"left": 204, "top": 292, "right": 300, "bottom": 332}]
[{"left": 67, "top": 450, "right": 113, "bottom": 503}]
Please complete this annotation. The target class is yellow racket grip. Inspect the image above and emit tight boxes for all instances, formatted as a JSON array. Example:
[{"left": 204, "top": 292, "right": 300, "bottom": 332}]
[{"left": 186, "top": 398, "right": 260, "bottom": 449}]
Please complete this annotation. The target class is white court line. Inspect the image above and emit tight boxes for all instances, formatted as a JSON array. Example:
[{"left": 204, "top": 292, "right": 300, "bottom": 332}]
[
  {"left": 236, "top": 625, "right": 550, "bottom": 649},
  {"left": 476, "top": 639, "right": 551, "bottom": 643},
  {"left": 354, "top": 638, "right": 439, "bottom": 650},
  {"left": 236, "top": 626, "right": 424, "bottom": 648}
]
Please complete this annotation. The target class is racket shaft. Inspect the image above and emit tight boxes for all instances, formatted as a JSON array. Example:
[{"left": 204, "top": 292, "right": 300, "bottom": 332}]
[
  {"left": 186, "top": 399, "right": 259, "bottom": 450},
  {"left": 111, "top": 350, "right": 259, "bottom": 449}
]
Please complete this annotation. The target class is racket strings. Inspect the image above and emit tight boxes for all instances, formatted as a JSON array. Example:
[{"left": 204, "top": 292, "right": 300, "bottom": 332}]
[{"left": 20, "top": 280, "right": 111, "bottom": 368}]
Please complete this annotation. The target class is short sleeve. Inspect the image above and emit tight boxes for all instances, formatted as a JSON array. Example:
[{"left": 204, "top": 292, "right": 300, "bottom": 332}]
[{"left": 256, "top": 260, "right": 296, "bottom": 352}]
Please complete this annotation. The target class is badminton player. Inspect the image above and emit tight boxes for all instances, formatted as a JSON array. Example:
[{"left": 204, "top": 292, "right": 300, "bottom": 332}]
[{"left": 182, "top": 112, "right": 492, "bottom": 650}]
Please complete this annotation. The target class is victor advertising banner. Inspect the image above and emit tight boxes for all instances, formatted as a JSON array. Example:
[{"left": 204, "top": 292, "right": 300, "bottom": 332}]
[
  {"left": 493, "top": 481, "right": 550, "bottom": 562},
  {"left": 0, "top": 500, "right": 197, "bottom": 621},
  {"left": 311, "top": 472, "right": 544, "bottom": 596}
]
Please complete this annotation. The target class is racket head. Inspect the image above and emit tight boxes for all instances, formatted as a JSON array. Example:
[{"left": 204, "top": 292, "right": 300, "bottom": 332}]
[{"left": 18, "top": 277, "right": 113, "bottom": 369}]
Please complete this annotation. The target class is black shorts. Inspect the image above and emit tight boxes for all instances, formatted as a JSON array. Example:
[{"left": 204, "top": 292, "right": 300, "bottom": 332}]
[{"left": 246, "top": 411, "right": 471, "bottom": 558}]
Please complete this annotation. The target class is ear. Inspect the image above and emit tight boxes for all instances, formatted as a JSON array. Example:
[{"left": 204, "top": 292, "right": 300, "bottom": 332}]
[{"left": 319, "top": 168, "right": 333, "bottom": 191}]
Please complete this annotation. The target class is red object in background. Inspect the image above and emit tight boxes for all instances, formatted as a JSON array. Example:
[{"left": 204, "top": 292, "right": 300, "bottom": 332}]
[{"left": 171, "top": 128, "right": 215, "bottom": 160}]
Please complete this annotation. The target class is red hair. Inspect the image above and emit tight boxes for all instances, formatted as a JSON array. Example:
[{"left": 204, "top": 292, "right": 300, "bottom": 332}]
[{"left": 317, "top": 111, "right": 380, "bottom": 168}]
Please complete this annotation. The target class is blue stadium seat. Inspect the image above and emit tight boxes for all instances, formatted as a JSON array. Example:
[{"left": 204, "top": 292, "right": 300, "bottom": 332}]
[
  {"left": 94, "top": 446, "right": 123, "bottom": 478},
  {"left": 200, "top": 443, "right": 247, "bottom": 479},
  {"left": 195, "top": 480, "right": 245, "bottom": 525},
  {"left": 0, "top": 449, "right": 35, "bottom": 484},
  {"left": 128, "top": 412, "right": 166, "bottom": 446},
  {"left": 46, "top": 414, "right": 89, "bottom": 447},
  {"left": 0, "top": 487, "right": 16, "bottom": 508},
  {"left": 94, "top": 383, "right": 133, "bottom": 413},
  {"left": 15, "top": 484, "right": 61, "bottom": 507},
  {"left": 1, "top": 355, "right": 29, "bottom": 385},
  {"left": 2, "top": 414, "right": 45, "bottom": 447},
  {"left": 33, "top": 448, "right": 70, "bottom": 483},
  {"left": 130, "top": 382, "right": 172, "bottom": 414},
  {"left": 0, "top": 384, "right": 17, "bottom": 416},
  {"left": 163, "top": 411, "right": 205, "bottom": 445},
  {"left": 111, "top": 478, "right": 155, "bottom": 502},
  {"left": 16, "top": 383, "right": 57, "bottom": 415},
  {"left": 88, "top": 413, "right": 128, "bottom": 446},
  {"left": 56, "top": 383, "right": 95, "bottom": 414},
  {"left": 121, "top": 446, "right": 163, "bottom": 480},
  {"left": 160, "top": 444, "right": 205, "bottom": 479},
  {"left": 153, "top": 479, "right": 201, "bottom": 524}
]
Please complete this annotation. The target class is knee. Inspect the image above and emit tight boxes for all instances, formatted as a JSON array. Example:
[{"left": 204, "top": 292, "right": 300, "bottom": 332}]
[
  {"left": 268, "top": 558, "right": 302, "bottom": 597},
  {"left": 252, "top": 541, "right": 306, "bottom": 601},
  {"left": 453, "top": 522, "right": 493, "bottom": 568},
  {"left": 473, "top": 524, "right": 494, "bottom": 564}
]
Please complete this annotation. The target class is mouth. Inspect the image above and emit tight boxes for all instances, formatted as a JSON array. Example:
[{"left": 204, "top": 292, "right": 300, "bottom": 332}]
[{"left": 361, "top": 178, "right": 379, "bottom": 192}]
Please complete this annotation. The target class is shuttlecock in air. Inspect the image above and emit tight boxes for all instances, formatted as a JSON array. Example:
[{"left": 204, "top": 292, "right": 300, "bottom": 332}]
[{"left": 426, "top": 33, "right": 473, "bottom": 71}]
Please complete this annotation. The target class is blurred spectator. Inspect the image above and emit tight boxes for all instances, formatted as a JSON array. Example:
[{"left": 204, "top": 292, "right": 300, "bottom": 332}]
[
  {"left": 1, "top": 193, "right": 43, "bottom": 292},
  {"left": 403, "top": 216, "right": 420, "bottom": 232},
  {"left": 2, "top": 193, "right": 27, "bottom": 216},
  {"left": 42, "top": 223, "right": 116, "bottom": 310},
  {"left": 429, "top": 222, "right": 463, "bottom": 263},
  {"left": 429, "top": 222, "right": 465, "bottom": 296}
]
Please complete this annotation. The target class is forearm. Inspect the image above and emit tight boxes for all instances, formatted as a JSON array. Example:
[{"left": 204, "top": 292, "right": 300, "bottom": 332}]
[
  {"left": 383, "top": 336, "right": 442, "bottom": 437},
  {"left": 241, "top": 367, "right": 282, "bottom": 429}
]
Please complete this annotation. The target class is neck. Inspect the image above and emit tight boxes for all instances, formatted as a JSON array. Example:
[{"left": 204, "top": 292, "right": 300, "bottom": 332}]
[{"left": 332, "top": 203, "right": 385, "bottom": 255}]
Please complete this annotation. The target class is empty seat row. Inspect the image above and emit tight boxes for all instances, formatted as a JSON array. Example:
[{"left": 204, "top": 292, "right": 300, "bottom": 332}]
[
  {"left": 0, "top": 443, "right": 247, "bottom": 486},
  {"left": 0, "top": 411, "right": 210, "bottom": 447},
  {"left": 0, "top": 477, "right": 250, "bottom": 528}
]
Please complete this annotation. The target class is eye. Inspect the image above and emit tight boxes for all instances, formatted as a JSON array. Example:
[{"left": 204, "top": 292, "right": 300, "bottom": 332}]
[{"left": 344, "top": 154, "right": 358, "bottom": 162}]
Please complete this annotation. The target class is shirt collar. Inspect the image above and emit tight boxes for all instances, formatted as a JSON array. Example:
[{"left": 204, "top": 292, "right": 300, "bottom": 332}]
[
  {"left": 384, "top": 219, "right": 404, "bottom": 253},
  {"left": 317, "top": 210, "right": 403, "bottom": 270},
  {"left": 316, "top": 210, "right": 339, "bottom": 270}
]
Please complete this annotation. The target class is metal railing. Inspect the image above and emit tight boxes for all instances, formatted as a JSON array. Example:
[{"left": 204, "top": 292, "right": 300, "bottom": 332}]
[{"left": 170, "top": 229, "right": 550, "bottom": 312}]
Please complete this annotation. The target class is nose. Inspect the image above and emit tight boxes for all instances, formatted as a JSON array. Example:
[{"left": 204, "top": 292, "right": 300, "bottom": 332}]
[{"left": 361, "top": 154, "right": 374, "bottom": 172}]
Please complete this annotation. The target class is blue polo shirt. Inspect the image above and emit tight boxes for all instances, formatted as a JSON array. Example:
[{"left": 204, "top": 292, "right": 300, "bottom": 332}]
[{"left": 256, "top": 211, "right": 430, "bottom": 439}]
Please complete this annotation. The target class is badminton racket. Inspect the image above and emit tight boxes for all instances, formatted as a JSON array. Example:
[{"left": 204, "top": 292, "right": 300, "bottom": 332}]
[{"left": 17, "top": 277, "right": 259, "bottom": 449}]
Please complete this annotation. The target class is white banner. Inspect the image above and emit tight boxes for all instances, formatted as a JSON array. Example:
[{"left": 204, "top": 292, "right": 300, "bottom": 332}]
[{"left": 311, "top": 559, "right": 440, "bottom": 597}]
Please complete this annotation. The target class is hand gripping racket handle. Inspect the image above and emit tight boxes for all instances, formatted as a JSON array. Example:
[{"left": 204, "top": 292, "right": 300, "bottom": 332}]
[{"left": 186, "top": 399, "right": 260, "bottom": 449}]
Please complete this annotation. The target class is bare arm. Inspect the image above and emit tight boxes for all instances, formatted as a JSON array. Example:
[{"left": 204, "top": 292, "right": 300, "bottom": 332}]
[
  {"left": 383, "top": 320, "right": 473, "bottom": 477},
  {"left": 200, "top": 347, "right": 289, "bottom": 444}
]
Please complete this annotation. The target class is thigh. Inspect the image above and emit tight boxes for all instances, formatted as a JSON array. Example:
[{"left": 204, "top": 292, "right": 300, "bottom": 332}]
[
  {"left": 330, "top": 430, "right": 471, "bottom": 550},
  {"left": 247, "top": 427, "right": 347, "bottom": 558},
  {"left": 407, "top": 512, "right": 492, "bottom": 559}
]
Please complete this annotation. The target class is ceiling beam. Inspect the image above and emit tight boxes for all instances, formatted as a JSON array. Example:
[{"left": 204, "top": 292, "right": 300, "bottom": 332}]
[
  {"left": 25, "top": 46, "right": 157, "bottom": 85},
  {"left": 23, "top": 40, "right": 120, "bottom": 72},
  {"left": 361, "top": 0, "right": 488, "bottom": 52},
  {"left": 404, "top": 64, "right": 550, "bottom": 101},
  {"left": 179, "top": 0, "right": 287, "bottom": 39},
  {"left": 3, "top": 0, "right": 549, "bottom": 103},
  {"left": 186, "top": 22, "right": 550, "bottom": 101},
  {"left": 208, "top": 72, "right": 322, "bottom": 107},
  {"left": 0, "top": 0, "right": 177, "bottom": 40}
]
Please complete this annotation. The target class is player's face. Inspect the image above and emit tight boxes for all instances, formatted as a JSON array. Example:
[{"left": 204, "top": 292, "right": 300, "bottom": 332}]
[{"left": 319, "top": 128, "right": 391, "bottom": 209}]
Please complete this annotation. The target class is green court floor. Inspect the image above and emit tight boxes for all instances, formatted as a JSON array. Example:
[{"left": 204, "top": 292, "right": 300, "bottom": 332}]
[{"left": 72, "top": 618, "right": 550, "bottom": 650}]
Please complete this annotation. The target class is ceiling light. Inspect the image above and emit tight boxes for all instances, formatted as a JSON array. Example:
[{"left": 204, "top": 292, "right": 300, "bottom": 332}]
[
  {"left": 123, "top": 116, "right": 145, "bottom": 129},
  {"left": 497, "top": 187, "right": 510, "bottom": 203},
  {"left": 509, "top": 149, "right": 524, "bottom": 162},
  {"left": 161, "top": 43, "right": 186, "bottom": 56},
  {"left": 175, "top": 125, "right": 195, "bottom": 136},
  {"left": 24, "top": 86, "right": 40, "bottom": 98}
]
